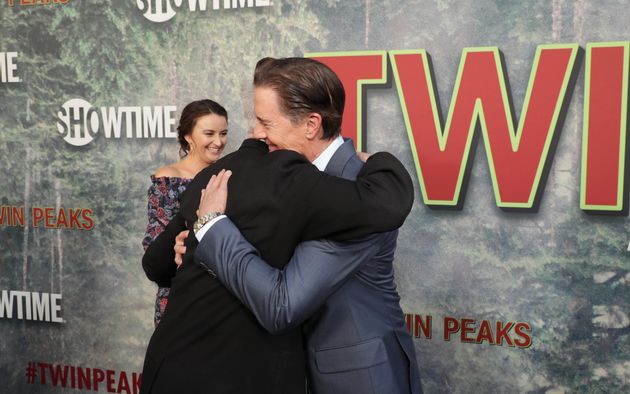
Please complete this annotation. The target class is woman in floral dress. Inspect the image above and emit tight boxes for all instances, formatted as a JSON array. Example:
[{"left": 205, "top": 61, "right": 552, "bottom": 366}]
[{"left": 142, "top": 99, "right": 229, "bottom": 326}]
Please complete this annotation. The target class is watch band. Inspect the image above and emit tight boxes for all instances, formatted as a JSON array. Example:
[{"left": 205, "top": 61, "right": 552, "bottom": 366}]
[{"left": 193, "top": 211, "right": 223, "bottom": 234}]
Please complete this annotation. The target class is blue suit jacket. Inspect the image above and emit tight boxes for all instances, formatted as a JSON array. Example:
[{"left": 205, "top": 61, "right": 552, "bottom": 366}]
[{"left": 195, "top": 139, "right": 422, "bottom": 393}]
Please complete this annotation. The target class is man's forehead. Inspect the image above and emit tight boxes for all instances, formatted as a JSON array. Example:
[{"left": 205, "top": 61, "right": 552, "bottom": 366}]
[
  {"left": 255, "top": 86, "right": 280, "bottom": 100},
  {"left": 254, "top": 88, "right": 280, "bottom": 116}
]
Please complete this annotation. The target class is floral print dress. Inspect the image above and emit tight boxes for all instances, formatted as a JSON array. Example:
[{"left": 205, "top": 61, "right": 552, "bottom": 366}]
[{"left": 143, "top": 175, "right": 191, "bottom": 326}]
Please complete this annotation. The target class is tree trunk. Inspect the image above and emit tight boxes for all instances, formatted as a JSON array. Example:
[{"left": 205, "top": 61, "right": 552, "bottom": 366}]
[
  {"left": 573, "top": 0, "right": 586, "bottom": 43},
  {"left": 364, "top": 0, "right": 371, "bottom": 48},
  {"left": 47, "top": 167, "right": 55, "bottom": 292},
  {"left": 55, "top": 179, "right": 64, "bottom": 295},
  {"left": 22, "top": 147, "right": 31, "bottom": 290},
  {"left": 552, "top": 0, "right": 564, "bottom": 41},
  {"left": 50, "top": 228, "right": 55, "bottom": 292}
]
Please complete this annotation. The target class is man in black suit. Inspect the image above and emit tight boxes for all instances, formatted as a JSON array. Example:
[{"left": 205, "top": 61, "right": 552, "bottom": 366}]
[{"left": 140, "top": 58, "right": 414, "bottom": 393}]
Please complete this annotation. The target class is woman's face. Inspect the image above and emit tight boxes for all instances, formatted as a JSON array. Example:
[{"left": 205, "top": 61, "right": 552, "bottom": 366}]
[{"left": 185, "top": 113, "right": 228, "bottom": 164}]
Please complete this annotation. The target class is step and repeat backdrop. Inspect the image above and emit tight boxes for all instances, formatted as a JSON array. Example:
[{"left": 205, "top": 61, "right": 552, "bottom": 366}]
[{"left": 1, "top": 1, "right": 629, "bottom": 393}]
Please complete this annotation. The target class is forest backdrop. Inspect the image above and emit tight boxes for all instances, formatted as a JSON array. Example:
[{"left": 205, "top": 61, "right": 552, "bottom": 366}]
[{"left": 1, "top": 1, "right": 629, "bottom": 393}]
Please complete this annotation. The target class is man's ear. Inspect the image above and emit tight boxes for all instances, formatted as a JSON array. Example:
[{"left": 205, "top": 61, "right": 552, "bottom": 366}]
[{"left": 304, "top": 112, "right": 323, "bottom": 140}]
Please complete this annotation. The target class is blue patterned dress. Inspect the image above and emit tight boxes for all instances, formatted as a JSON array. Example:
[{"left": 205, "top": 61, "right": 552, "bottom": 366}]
[{"left": 143, "top": 175, "right": 191, "bottom": 326}]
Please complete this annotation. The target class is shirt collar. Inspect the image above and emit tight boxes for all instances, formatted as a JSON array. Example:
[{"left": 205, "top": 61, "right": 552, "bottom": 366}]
[{"left": 312, "top": 135, "right": 345, "bottom": 171}]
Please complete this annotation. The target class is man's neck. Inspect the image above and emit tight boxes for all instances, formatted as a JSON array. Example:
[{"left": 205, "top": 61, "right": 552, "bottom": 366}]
[{"left": 311, "top": 135, "right": 344, "bottom": 171}]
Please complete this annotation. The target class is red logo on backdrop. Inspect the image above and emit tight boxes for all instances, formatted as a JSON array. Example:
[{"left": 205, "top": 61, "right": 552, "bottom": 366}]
[
  {"left": 405, "top": 313, "right": 533, "bottom": 349},
  {"left": 24, "top": 361, "right": 141, "bottom": 394},
  {"left": 0, "top": 205, "right": 94, "bottom": 231},
  {"left": 310, "top": 43, "right": 629, "bottom": 213}
]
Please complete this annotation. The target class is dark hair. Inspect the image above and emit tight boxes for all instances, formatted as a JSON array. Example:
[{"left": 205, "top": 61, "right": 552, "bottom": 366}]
[
  {"left": 253, "top": 57, "right": 345, "bottom": 140},
  {"left": 177, "top": 99, "right": 228, "bottom": 156}
]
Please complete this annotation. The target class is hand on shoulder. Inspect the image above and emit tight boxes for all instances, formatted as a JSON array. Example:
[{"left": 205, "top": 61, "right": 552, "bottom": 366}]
[{"left": 356, "top": 150, "right": 372, "bottom": 162}]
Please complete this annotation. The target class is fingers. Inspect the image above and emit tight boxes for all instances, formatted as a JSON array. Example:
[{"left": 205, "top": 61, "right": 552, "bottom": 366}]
[
  {"left": 175, "top": 230, "right": 189, "bottom": 243},
  {"left": 174, "top": 251, "right": 183, "bottom": 266},
  {"left": 174, "top": 244, "right": 186, "bottom": 266},
  {"left": 204, "top": 169, "right": 232, "bottom": 191},
  {"left": 203, "top": 170, "right": 231, "bottom": 201},
  {"left": 217, "top": 170, "right": 232, "bottom": 196},
  {"left": 198, "top": 169, "right": 232, "bottom": 218},
  {"left": 174, "top": 230, "right": 189, "bottom": 267},
  {"left": 356, "top": 151, "right": 372, "bottom": 163},
  {"left": 205, "top": 170, "right": 223, "bottom": 193}
]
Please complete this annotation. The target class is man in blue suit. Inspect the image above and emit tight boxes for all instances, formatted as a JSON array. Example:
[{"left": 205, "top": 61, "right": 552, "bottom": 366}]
[{"left": 190, "top": 57, "right": 422, "bottom": 393}]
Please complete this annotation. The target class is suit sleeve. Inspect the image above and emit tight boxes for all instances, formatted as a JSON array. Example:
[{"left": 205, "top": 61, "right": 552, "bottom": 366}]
[
  {"left": 298, "top": 152, "right": 414, "bottom": 241},
  {"left": 142, "top": 213, "right": 186, "bottom": 287},
  {"left": 195, "top": 218, "right": 382, "bottom": 333}
]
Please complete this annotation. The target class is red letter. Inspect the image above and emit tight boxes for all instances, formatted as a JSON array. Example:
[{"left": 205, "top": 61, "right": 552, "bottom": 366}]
[
  {"left": 307, "top": 51, "right": 387, "bottom": 151},
  {"left": 78, "top": 367, "right": 91, "bottom": 389},
  {"left": 70, "top": 365, "right": 76, "bottom": 388},
  {"left": 404, "top": 313, "right": 412, "bottom": 333},
  {"left": 69, "top": 208, "right": 81, "bottom": 228},
  {"left": 106, "top": 369, "right": 116, "bottom": 392},
  {"left": 44, "top": 207, "right": 55, "bottom": 228},
  {"left": 514, "top": 322, "right": 533, "bottom": 348},
  {"left": 0, "top": 206, "right": 7, "bottom": 226},
  {"left": 56, "top": 209, "right": 68, "bottom": 228},
  {"left": 495, "top": 321, "right": 515, "bottom": 346},
  {"left": 93, "top": 368, "right": 105, "bottom": 391},
  {"left": 390, "top": 45, "right": 579, "bottom": 208},
  {"left": 133, "top": 372, "right": 142, "bottom": 394},
  {"left": 12, "top": 206, "right": 24, "bottom": 227},
  {"left": 50, "top": 364, "right": 69, "bottom": 387},
  {"left": 460, "top": 318, "right": 476, "bottom": 343},
  {"left": 414, "top": 315, "right": 432, "bottom": 339},
  {"left": 38, "top": 362, "right": 50, "bottom": 384},
  {"left": 475, "top": 319, "right": 495, "bottom": 345},
  {"left": 32, "top": 207, "right": 44, "bottom": 227},
  {"left": 81, "top": 208, "right": 95, "bottom": 230},
  {"left": 443, "top": 316, "right": 460, "bottom": 341},
  {"left": 581, "top": 42, "right": 629, "bottom": 212},
  {"left": 117, "top": 371, "right": 131, "bottom": 394}
]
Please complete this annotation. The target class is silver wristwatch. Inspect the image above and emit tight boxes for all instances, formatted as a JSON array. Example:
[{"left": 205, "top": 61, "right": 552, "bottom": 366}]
[{"left": 193, "top": 211, "right": 223, "bottom": 234}]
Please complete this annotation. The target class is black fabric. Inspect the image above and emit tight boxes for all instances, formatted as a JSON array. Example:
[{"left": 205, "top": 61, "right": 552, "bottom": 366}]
[{"left": 140, "top": 139, "right": 413, "bottom": 394}]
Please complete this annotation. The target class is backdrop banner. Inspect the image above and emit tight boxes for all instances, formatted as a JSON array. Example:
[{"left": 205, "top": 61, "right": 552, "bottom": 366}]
[{"left": 1, "top": 1, "right": 629, "bottom": 393}]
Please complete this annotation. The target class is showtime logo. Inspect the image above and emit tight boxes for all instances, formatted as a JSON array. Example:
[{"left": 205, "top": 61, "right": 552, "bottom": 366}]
[
  {"left": 136, "top": 0, "right": 272, "bottom": 23},
  {"left": 56, "top": 99, "right": 177, "bottom": 147},
  {"left": 0, "top": 290, "right": 63, "bottom": 323},
  {"left": 1, "top": 52, "right": 20, "bottom": 83}
]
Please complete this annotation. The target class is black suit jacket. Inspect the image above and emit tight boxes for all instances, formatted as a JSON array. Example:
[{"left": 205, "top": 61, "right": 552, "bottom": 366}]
[{"left": 140, "top": 139, "right": 413, "bottom": 394}]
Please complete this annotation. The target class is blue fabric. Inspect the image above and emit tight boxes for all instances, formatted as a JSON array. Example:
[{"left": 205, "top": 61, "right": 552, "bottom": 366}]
[{"left": 196, "top": 139, "right": 422, "bottom": 393}]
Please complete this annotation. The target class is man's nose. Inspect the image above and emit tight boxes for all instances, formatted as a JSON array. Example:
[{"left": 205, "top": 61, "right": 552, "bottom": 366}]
[{"left": 252, "top": 124, "right": 266, "bottom": 140}]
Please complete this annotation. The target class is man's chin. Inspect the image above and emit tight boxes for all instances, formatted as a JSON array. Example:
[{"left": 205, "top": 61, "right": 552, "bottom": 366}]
[{"left": 268, "top": 144, "right": 280, "bottom": 152}]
